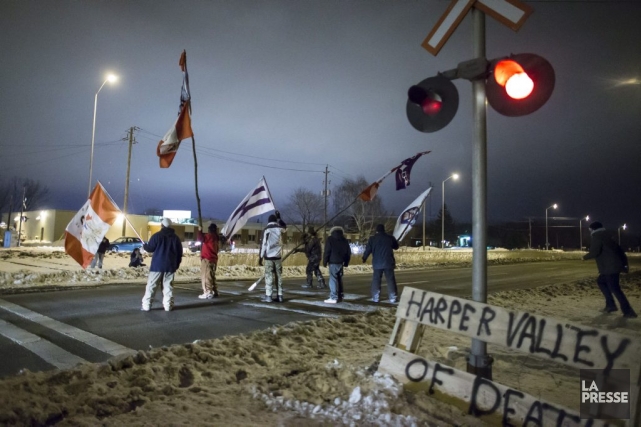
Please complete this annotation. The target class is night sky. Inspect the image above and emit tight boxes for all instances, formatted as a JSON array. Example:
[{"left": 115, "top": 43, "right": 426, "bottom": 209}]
[{"left": 1, "top": 0, "right": 639, "bottom": 237}]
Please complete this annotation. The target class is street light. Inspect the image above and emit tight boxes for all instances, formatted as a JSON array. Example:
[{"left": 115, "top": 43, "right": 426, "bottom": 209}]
[
  {"left": 618, "top": 224, "right": 627, "bottom": 245},
  {"left": 545, "top": 203, "right": 557, "bottom": 250},
  {"left": 579, "top": 215, "right": 589, "bottom": 251},
  {"left": 442, "top": 173, "right": 459, "bottom": 248},
  {"left": 88, "top": 73, "right": 118, "bottom": 197}
]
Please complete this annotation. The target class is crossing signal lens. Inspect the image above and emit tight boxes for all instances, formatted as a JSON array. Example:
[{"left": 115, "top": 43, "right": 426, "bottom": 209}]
[
  {"left": 494, "top": 60, "right": 534, "bottom": 99},
  {"left": 406, "top": 75, "right": 459, "bottom": 133},
  {"left": 487, "top": 53, "right": 555, "bottom": 117}
]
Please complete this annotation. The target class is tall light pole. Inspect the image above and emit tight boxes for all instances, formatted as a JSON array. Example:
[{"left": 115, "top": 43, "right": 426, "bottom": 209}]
[
  {"left": 545, "top": 203, "right": 557, "bottom": 250},
  {"left": 579, "top": 215, "right": 589, "bottom": 251},
  {"left": 441, "top": 173, "right": 459, "bottom": 248},
  {"left": 88, "top": 73, "right": 118, "bottom": 198},
  {"left": 618, "top": 224, "right": 627, "bottom": 245}
]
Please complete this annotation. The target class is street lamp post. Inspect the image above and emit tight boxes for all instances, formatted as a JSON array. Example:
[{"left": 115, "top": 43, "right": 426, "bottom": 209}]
[
  {"left": 441, "top": 174, "right": 459, "bottom": 249},
  {"left": 618, "top": 224, "right": 627, "bottom": 245},
  {"left": 545, "top": 203, "right": 558, "bottom": 250},
  {"left": 88, "top": 74, "right": 118, "bottom": 198},
  {"left": 579, "top": 215, "right": 589, "bottom": 251}
]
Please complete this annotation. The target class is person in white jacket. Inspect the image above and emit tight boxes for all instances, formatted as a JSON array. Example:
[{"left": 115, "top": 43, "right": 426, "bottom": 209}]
[{"left": 259, "top": 211, "right": 287, "bottom": 303}]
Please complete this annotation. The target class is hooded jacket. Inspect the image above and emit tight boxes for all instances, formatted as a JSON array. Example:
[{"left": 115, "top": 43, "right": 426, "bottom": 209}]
[
  {"left": 583, "top": 228, "right": 628, "bottom": 275},
  {"left": 363, "top": 227, "right": 399, "bottom": 269},
  {"left": 143, "top": 226, "right": 183, "bottom": 273},
  {"left": 260, "top": 220, "right": 286, "bottom": 260},
  {"left": 197, "top": 229, "right": 220, "bottom": 263},
  {"left": 323, "top": 226, "right": 351, "bottom": 266}
]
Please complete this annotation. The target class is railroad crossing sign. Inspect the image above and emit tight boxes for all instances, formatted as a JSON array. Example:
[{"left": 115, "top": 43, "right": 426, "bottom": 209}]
[{"left": 422, "top": 0, "right": 533, "bottom": 56}]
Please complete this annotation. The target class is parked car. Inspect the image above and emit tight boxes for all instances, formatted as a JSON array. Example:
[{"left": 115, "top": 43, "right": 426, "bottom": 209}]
[
  {"left": 188, "top": 240, "right": 201, "bottom": 253},
  {"left": 108, "top": 237, "right": 144, "bottom": 253}
]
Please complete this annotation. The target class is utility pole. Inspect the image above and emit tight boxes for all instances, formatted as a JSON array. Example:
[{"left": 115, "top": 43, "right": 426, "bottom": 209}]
[
  {"left": 122, "top": 126, "right": 138, "bottom": 236},
  {"left": 322, "top": 165, "right": 330, "bottom": 240}
]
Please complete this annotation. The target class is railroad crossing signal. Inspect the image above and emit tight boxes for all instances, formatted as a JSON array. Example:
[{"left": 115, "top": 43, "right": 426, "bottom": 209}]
[{"left": 406, "top": 75, "right": 459, "bottom": 133}]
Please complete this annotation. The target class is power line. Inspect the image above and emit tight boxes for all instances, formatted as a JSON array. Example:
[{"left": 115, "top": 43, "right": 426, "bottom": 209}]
[{"left": 196, "top": 149, "right": 324, "bottom": 173}]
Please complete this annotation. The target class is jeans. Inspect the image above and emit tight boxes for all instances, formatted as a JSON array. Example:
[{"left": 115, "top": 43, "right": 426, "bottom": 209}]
[
  {"left": 597, "top": 273, "right": 634, "bottom": 314},
  {"left": 90, "top": 252, "right": 105, "bottom": 268},
  {"left": 371, "top": 268, "right": 398, "bottom": 302},
  {"left": 328, "top": 264, "right": 344, "bottom": 301},
  {"left": 142, "top": 271, "right": 175, "bottom": 310}
]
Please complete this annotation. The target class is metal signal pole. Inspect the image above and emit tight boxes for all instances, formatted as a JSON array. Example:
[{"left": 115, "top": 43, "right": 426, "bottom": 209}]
[{"left": 323, "top": 165, "right": 329, "bottom": 240}]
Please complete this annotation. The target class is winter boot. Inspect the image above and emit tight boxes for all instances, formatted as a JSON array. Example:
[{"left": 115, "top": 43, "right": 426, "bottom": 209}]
[
  {"left": 302, "top": 277, "right": 313, "bottom": 289},
  {"left": 317, "top": 277, "right": 327, "bottom": 289}
]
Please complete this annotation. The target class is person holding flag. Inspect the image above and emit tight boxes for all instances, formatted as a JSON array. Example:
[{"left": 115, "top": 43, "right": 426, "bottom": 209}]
[
  {"left": 362, "top": 224, "right": 400, "bottom": 304},
  {"left": 196, "top": 223, "right": 225, "bottom": 300},
  {"left": 259, "top": 211, "right": 287, "bottom": 303}
]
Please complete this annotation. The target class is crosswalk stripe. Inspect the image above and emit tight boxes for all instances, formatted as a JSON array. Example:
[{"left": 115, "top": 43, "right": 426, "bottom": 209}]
[
  {"left": 288, "top": 299, "right": 380, "bottom": 313},
  {"left": 240, "top": 302, "right": 338, "bottom": 318},
  {"left": 0, "top": 318, "right": 87, "bottom": 370},
  {"left": 285, "top": 290, "right": 364, "bottom": 301},
  {"left": 0, "top": 299, "right": 134, "bottom": 357}
]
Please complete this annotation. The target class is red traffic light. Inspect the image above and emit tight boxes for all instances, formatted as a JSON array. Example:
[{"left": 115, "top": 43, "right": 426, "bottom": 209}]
[
  {"left": 486, "top": 53, "right": 555, "bottom": 117},
  {"left": 407, "top": 75, "right": 459, "bottom": 133}
]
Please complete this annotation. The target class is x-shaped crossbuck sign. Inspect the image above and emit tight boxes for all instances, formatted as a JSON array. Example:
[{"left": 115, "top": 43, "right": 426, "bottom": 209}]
[{"left": 423, "top": 0, "right": 533, "bottom": 56}]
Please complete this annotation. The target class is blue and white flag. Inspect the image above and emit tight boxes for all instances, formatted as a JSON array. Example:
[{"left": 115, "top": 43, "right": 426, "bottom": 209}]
[
  {"left": 393, "top": 187, "right": 432, "bottom": 241},
  {"left": 222, "top": 177, "right": 276, "bottom": 239}
]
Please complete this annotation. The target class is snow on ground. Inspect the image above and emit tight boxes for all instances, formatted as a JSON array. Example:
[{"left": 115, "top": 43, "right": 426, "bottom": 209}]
[{"left": 0, "top": 247, "right": 638, "bottom": 426}]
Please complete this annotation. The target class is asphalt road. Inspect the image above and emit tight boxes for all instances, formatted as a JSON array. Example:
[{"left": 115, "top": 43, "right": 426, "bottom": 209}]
[{"left": 0, "top": 259, "right": 625, "bottom": 378}]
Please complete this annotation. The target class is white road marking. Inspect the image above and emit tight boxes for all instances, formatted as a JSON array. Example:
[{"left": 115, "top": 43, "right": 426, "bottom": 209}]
[
  {"left": 398, "top": 280, "right": 430, "bottom": 285},
  {"left": 174, "top": 286, "right": 244, "bottom": 296},
  {"left": 0, "top": 318, "right": 87, "bottom": 369},
  {"left": 240, "top": 302, "right": 338, "bottom": 318},
  {"left": 286, "top": 291, "right": 363, "bottom": 301},
  {"left": 0, "top": 299, "right": 134, "bottom": 357},
  {"left": 289, "top": 299, "right": 380, "bottom": 313}
]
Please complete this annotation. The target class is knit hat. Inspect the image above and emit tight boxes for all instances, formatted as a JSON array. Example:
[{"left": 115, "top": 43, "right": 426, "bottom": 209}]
[
  {"left": 307, "top": 226, "right": 316, "bottom": 235},
  {"left": 376, "top": 224, "right": 385, "bottom": 233},
  {"left": 268, "top": 214, "right": 277, "bottom": 223},
  {"left": 161, "top": 218, "right": 171, "bottom": 227},
  {"left": 208, "top": 223, "right": 218, "bottom": 232},
  {"left": 588, "top": 221, "right": 603, "bottom": 231}
]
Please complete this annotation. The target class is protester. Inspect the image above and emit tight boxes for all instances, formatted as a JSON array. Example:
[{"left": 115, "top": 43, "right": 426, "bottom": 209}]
[
  {"left": 583, "top": 221, "right": 637, "bottom": 318},
  {"left": 295, "top": 226, "right": 326, "bottom": 289},
  {"left": 90, "top": 236, "right": 110, "bottom": 269},
  {"left": 129, "top": 248, "right": 146, "bottom": 268},
  {"left": 322, "top": 226, "right": 351, "bottom": 304},
  {"left": 362, "top": 223, "right": 400, "bottom": 303},
  {"left": 141, "top": 218, "right": 183, "bottom": 312},
  {"left": 259, "top": 211, "right": 287, "bottom": 303},
  {"left": 197, "top": 223, "right": 224, "bottom": 299}
]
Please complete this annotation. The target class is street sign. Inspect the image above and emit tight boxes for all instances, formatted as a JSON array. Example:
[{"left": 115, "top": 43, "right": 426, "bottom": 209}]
[
  {"left": 422, "top": 0, "right": 475, "bottom": 56},
  {"left": 422, "top": 0, "right": 533, "bottom": 56}
]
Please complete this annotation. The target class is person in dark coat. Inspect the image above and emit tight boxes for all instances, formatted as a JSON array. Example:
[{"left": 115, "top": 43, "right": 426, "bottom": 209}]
[
  {"left": 141, "top": 218, "right": 183, "bottom": 312},
  {"left": 322, "top": 226, "right": 351, "bottom": 303},
  {"left": 362, "top": 224, "right": 400, "bottom": 303},
  {"left": 583, "top": 221, "right": 637, "bottom": 318},
  {"left": 129, "top": 248, "right": 146, "bottom": 268},
  {"left": 296, "top": 227, "right": 326, "bottom": 289},
  {"left": 90, "top": 236, "right": 110, "bottom": 269}
]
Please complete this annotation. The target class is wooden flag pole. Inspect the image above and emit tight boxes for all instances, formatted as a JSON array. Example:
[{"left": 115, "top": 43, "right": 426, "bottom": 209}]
[{"left": 191, "top": 135, "right": 203, "bottom": 230}]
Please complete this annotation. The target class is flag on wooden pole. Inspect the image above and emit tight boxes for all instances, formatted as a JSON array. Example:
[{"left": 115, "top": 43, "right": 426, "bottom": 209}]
[
  {"left": 358, "top": 151, "right": 431, "bottom": 201},
  {"left": 222, "top": 177, "right": 276, "bottom": 240},
  {"left": 393, "top": 187, "right": 432, "bottom": 241},
  {"left": 157, "top": 50, "right": 194, "bottom": 168},
  {"left": 64, "top": 183, "right": 120, "bottom": 268}
]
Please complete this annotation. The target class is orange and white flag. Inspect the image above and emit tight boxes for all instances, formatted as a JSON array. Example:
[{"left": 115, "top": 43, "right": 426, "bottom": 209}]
[
  {"left": 64, "top": 183, "right": 120, "bottom": 268},
  {"left": 157, "top": 103, "right": 194, "bottom": 168}
]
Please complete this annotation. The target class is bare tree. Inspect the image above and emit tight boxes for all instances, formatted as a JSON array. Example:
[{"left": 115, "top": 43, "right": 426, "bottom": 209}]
[
  {"left": 0, "top": 177, "right": 50, "bottom": 227},
  {"left": 282, "top": 187, "right": 324, "bottom": 232},
  {"left": 332, "top": 175, "right": 389, "bottom": 243}
]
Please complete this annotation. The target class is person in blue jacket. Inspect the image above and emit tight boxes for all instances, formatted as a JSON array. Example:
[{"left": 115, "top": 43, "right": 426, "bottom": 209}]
[
  {"left": 141, "top": 218, "right": 183, "bottom": 312},
  {"left": 362, "top": 224, "right": 400, "bottom": 303}
]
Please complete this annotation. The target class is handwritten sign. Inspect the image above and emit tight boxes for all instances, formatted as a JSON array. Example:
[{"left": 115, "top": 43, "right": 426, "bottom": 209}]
[
  {"left": 396, "top": 288, "right": 641, "bottom": 378},
  {"left": 379, "top": 345, "right": 609, "bottom": 427}
]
